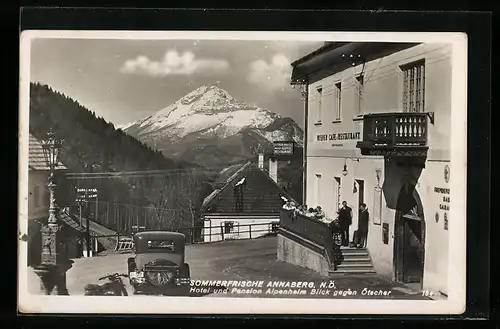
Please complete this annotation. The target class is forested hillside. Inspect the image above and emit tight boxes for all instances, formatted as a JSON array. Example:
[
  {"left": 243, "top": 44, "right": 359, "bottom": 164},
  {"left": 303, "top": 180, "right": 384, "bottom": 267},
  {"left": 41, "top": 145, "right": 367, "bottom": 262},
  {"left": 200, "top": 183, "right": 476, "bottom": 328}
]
[{"left": 29, "top": 83, "right": 214, "bottom": 234}]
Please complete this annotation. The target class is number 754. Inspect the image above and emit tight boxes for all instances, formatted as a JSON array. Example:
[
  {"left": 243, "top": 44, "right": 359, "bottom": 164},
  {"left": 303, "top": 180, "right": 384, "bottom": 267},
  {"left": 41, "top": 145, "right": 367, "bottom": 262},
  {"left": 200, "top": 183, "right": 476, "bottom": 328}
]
[{"left": 422, "top": 290, "right": 434, "bottom": 297}]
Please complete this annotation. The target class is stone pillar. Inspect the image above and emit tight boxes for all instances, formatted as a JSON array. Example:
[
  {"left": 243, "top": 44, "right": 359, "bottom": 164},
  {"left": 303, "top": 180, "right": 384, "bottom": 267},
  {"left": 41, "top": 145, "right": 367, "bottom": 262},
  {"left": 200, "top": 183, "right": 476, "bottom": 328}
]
[
  {"left": 33, "top": 263, "right": 71, "bottom": 295},
  {"left": 32, "top": 173, "right": 72, "bottom": 295},
  {"left": 33, "top": 223, "right": 73, "bottom": 295}
]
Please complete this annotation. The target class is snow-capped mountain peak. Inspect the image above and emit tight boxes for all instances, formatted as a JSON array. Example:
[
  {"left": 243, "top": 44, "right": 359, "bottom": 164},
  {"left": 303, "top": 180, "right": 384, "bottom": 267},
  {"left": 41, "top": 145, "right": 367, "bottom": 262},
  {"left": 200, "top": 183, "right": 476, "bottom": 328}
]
[
  {"left": 180, "top": 85, "right": 237, "bottom": 105},
  {"left": 125, "top": 85, "right": 284, "bottom": 140},
  {"left": 123, "top": 84, "right": 304, "bottom": 166}
]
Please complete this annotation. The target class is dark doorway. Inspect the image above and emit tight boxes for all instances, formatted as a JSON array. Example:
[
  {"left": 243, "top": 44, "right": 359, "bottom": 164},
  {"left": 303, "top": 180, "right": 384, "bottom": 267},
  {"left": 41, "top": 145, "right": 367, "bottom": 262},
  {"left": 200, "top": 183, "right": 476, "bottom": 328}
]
[
  {"left": 393, "top": 183, "right": 425, "bottom": 287},
  {"left": 353, "top": 180, "right": 365, "bottom": 241},
  {"left": 356, "top": 180, "right": 365, "bottom": 208}
]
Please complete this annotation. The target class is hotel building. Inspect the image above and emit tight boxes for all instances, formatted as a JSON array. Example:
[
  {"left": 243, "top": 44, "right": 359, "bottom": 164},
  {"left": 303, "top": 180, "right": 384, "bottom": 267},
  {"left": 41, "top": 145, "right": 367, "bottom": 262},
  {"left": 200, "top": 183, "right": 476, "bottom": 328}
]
[{"left": 290, "top": 42, "right": 454, "bottom": 296}]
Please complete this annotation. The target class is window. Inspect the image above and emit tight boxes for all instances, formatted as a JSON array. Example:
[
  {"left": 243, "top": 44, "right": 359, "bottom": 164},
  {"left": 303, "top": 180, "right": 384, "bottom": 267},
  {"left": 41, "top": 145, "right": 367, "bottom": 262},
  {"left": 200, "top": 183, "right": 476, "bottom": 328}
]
[
  {"left": 355, "top": 74, "right": 364, "bottom": 114},
  {"left": 315, "top": 174, "right": 322, "bottom": 207},
  {"left": 233, "top": 185, "right": 244, "bottom": 212},
  {"left": 224, "top": 221, "right": 234, "bottom": 234},
  {"left": 316, "top": 86, "right": 323, "bottom": 122},
  {"left": 334, "top": 177, "right": 341, "bottom": 213},
  {"left": 42, "top": 190, "right": 50, "bottom": 207},
  {"left": 401, "top": 60, "right": 425, "bottom": 112},
  {"left": 334, "top": 82, "right": 342, "bottom": 120},
  {"left": 147, "top": 240, "right": 175, "bottom": 252},
  {"left": 34, "top": 186, "right": 40, "bottom": 208}
]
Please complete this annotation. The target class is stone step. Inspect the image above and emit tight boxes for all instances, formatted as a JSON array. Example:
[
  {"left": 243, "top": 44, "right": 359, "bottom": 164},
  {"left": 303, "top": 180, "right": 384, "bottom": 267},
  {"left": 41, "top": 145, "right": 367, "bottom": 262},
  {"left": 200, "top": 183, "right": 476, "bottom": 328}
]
[
  {"left": 341, "top": 256, "right": 372, "bottom": 263},
  {"left": 340, "top": 247, "right": 369, "bottom": 253},
  {"left": 328, "top": 268, "right": 377, "bottom": 275},
  {"left": 337, "top": 262, "right": 374, "bottom": 269},
  {"left": 342, "top": 250, "right": 370, "bottom": 257}
]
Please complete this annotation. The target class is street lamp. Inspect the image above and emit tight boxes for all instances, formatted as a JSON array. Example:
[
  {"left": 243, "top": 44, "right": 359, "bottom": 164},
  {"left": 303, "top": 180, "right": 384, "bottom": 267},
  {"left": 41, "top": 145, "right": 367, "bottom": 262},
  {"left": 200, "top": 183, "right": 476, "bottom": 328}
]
[
  {"left": 33, "top": 129, "right": 72, "bottom": 295},
  {"left": 342, "top": 157, "right": 360, "bottom": 176}
]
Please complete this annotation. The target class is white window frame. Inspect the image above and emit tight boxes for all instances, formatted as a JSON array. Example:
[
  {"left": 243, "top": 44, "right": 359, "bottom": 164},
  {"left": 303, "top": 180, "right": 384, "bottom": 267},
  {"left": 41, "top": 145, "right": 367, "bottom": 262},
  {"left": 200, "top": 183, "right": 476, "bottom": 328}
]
[
  {"left": 224, "top": 221, "right": 235, "bottom": 234},
  {"left": 334, "top": 177, "right": 341, "bottom": 213},
  {"left": 43, "top": 190, "right": 50, "bottom": 207},
  {"left": 315, "top": 173, "right": 322, "bottom": 208},
  {"left": 401, "top": 59, "right": 426, "bottom": 113},
  {"left": 355, "top": 74, "right": 364, "bottom": 115},
  {"left": 316, "top": 86, "right": 323, "bottom": 123},
  {"left": 334, "top": 82, "right": 342, "bottom": 121},
  {"left": 34, "top": 185, "right": 40, "bottom": 208}
]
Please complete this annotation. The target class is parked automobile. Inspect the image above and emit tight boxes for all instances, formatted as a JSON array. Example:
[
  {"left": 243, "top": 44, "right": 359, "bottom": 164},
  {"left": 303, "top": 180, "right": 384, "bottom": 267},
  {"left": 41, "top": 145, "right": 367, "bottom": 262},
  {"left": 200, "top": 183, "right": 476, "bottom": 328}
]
[
  {"left": 127, "top": 231, "right": 190, "bottom": 295},
  {"left": 84, "top": 273, "right": 129, "bottom": 296}
]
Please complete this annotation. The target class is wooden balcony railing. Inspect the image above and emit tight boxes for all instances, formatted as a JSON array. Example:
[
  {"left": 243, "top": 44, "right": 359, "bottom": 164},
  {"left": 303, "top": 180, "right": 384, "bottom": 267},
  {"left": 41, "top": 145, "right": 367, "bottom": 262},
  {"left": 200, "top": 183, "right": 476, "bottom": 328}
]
[
  {"left": 356, "top": 112, "right": 429, "bottom": 156},
  {"left": 279, "top": 209, "right": 334, "bottom": 268}
]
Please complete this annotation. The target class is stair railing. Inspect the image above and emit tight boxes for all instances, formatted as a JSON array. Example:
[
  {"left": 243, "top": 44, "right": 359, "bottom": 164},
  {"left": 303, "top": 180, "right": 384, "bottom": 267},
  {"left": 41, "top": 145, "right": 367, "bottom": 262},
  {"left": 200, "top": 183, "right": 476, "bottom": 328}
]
[{"left": 279, "top": 209, "right": 336, "bottom": 270}]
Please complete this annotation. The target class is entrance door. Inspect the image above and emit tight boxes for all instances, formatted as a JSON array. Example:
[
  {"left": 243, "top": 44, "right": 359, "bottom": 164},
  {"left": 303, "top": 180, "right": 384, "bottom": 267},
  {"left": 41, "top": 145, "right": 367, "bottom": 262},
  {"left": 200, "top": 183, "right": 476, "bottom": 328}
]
[
  {"left": 402, "top": 216, "right": 424, "bottom": 282},
  {"left": 352, "top": 180, "right": 365, "bottom": 240},
  {"left": 394, "top": 184, "right": 425, "bottom": 287}
]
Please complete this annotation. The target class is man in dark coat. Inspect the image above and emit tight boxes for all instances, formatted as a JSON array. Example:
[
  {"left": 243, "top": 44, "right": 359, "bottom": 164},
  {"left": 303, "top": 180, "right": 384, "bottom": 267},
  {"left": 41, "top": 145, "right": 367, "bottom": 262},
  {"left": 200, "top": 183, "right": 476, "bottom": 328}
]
[
  {"left": 337, "top": 201, "right": 352, "bottom": 247},
  {"left": 328, "top": 218, "right": 343, "bottom": 270},
  {"left": 357, "top": 203, "right": 369, "bottom": 248}
]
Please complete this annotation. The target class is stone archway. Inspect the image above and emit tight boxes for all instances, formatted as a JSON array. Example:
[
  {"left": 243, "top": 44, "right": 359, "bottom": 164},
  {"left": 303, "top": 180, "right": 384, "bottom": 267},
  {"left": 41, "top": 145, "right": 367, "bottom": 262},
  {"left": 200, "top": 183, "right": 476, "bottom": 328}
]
[{"left": 393, "top": 182, "right": 426, "bottom": 288}]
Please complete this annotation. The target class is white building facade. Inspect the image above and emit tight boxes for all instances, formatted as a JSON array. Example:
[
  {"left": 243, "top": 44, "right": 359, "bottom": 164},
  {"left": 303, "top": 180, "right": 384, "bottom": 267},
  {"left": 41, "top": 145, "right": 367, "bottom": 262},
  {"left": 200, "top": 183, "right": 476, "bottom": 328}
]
[{"left": 291, "top": 42, "right": 453, "bottom": 296}]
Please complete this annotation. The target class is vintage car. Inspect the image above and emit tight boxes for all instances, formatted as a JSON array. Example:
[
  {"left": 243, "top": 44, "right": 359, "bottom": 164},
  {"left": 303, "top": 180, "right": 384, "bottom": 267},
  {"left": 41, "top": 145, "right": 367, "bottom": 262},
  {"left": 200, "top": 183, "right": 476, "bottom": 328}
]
[{"left": 127, "top": 231, "right": 190, "bottom": 295}]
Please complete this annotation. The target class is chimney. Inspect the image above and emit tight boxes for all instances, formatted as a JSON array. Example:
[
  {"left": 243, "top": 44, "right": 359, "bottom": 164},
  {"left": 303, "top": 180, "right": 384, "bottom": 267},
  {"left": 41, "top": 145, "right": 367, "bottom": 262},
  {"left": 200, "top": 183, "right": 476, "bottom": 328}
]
[
  {"left": 269, "top": 157, "right": 278, "bottom": 183},
  {"left": 258, "top": 153, "right": 264, "bottom": 169}
]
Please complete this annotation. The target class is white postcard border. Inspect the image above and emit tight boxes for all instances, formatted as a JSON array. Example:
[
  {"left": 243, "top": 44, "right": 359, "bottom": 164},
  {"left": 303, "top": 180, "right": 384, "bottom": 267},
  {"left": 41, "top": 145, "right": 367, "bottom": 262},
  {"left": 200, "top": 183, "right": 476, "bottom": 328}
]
[{"left": 18, "top": 30, "right": 468, "bottom": 315}]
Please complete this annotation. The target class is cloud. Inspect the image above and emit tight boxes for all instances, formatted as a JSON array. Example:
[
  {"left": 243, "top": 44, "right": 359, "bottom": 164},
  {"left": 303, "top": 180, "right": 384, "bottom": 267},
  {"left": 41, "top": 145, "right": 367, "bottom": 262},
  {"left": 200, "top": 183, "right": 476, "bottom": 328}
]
[
  {"left": 120, "top": 50, "right": 229, "bottom": 76},
  {"left": 247, "top": 54, "right": 292, "bottom": 91}
]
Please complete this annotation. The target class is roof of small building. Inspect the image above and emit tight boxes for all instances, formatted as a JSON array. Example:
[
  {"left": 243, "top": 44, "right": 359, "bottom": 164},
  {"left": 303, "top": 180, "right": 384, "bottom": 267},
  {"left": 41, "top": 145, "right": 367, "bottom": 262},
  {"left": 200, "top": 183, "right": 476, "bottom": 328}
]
[
  {"left": 201, "top": 160, "right": 253, "bottom": 209},
  {"left": 201, "top": 158, "right": 296, "bottom": 213},
  {"left": 29, "top": 134, "right": 67, "bottom": 171},
  {"left": 58, "top": 208, "right": 86, "bottom": 235}
]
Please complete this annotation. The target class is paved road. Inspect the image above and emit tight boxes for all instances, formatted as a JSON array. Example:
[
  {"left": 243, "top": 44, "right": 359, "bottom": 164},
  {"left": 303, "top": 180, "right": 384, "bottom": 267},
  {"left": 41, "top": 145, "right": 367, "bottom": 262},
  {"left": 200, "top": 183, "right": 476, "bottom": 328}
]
[{"left": 27, "top": 236, "right": 430, "bottom": 300}]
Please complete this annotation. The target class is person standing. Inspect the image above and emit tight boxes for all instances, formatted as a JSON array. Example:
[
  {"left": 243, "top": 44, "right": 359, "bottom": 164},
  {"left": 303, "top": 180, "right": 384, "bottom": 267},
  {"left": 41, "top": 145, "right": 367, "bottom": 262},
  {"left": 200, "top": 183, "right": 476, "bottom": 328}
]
[
  {"left": 329, "top": 218, "right": 344, "bottom": 270},
  {"left": 338, "top": 201, "right": 352, "bottom": 247},
  {"left": 357, "top": 203, "right": 369, "bottom": 248}
]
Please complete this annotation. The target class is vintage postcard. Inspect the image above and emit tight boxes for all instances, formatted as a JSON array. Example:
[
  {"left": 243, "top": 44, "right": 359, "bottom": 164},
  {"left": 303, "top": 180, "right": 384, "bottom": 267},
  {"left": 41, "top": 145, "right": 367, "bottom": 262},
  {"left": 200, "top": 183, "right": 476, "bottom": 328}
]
[{"left": 18, "top": 30, "right": 467, "bottom": 315}]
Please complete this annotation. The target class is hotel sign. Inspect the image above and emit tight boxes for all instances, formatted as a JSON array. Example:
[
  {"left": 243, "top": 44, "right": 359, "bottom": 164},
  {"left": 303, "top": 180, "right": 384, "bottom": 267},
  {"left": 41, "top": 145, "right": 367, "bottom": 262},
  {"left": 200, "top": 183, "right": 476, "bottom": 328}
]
[
  {"left": 273, "top": 141, "right": 294, "bottom": 156},
  {"left": 316, "top": 132, "right": 361, "bottom": 142}
]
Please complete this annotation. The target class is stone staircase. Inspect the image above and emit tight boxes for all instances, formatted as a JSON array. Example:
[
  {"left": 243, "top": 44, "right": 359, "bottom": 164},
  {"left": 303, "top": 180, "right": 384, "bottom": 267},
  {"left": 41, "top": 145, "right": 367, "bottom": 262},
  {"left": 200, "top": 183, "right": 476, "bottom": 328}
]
[{"left": 328, "top": 247, "right": 376, "bottom": 275}]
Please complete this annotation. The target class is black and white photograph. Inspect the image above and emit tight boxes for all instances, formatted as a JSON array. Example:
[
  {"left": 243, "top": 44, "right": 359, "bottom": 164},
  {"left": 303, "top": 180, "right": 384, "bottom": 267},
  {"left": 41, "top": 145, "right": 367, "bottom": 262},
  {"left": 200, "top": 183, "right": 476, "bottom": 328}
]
[{"left": 18, "top": 30, "right": 467, "bottom": 314}]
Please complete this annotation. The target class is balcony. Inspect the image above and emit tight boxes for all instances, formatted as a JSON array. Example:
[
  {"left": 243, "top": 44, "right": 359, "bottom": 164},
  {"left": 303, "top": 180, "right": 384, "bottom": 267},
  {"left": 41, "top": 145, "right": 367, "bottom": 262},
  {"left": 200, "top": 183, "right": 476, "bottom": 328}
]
[{"left": 356, "top": 112, "right": 429, "bottom": 157}]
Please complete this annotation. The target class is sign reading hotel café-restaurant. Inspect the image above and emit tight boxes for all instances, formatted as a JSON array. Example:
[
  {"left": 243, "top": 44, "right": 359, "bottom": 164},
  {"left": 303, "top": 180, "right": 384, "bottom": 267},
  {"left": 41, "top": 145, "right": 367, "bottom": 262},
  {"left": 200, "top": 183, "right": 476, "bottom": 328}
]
[{"left": 315, "top": 132, "right": 361, "bottom": 147}]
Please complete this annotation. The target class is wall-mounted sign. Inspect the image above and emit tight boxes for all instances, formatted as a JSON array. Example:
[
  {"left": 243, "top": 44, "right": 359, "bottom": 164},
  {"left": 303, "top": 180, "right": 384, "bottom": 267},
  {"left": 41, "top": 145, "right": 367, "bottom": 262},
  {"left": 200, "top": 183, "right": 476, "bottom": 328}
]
[
  {"left": 434, "top": 187, "right": 450, "bottom": 194},
  {"left": 434, "top": 187, "right": 451, "bottom": 211},
  {"left": 444, "top": 165, "right": 450, "bottom": 183},
  {"left": 316, "top": 132, "right": 361, "bottom": 142},
  {"left": 382, "top": 223, "right": 389, "bottom": 245},
  {"left": 76, "top": 188, "right": 98, "bottom": 201},
  {"left": 273, "top": 141, "right": 294, "bottom": 156}
]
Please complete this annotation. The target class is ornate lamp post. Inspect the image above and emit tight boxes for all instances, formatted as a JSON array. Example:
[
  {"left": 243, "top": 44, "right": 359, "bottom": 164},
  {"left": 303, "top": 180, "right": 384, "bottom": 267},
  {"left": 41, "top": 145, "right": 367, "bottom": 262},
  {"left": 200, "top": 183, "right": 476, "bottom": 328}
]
[{"left": 33, "top": 129, "right": 72, "bottom": 295}]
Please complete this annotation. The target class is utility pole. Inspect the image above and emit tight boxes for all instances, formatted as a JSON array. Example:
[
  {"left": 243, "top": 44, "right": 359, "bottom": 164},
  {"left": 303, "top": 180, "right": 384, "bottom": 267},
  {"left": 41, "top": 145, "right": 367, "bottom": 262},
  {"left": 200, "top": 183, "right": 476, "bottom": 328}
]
[{"left": 76, "top": 187, "right": 97, "bottom": 258}]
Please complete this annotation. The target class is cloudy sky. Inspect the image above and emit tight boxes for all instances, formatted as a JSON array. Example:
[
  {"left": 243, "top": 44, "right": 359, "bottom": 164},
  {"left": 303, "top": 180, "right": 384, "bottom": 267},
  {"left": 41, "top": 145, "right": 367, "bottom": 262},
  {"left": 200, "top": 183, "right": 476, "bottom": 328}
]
[{"left": 30, "top": 38, "right": 322, "bottom": 128}]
